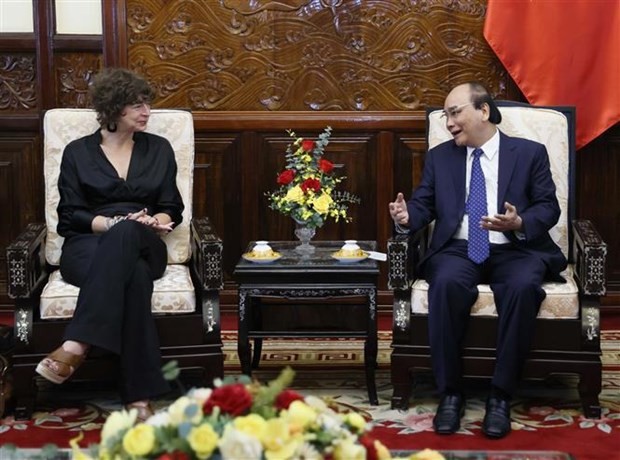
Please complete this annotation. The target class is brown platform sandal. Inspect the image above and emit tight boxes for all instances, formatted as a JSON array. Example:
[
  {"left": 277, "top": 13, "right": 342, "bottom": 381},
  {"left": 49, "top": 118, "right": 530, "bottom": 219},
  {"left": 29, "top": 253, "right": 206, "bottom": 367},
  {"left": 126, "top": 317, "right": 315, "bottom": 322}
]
[
  {"left": 125, "top": 400, "right": 154, "bottom": 422},
  {"left": 35, "top": 347, "right": 85, "bottom": 384}
]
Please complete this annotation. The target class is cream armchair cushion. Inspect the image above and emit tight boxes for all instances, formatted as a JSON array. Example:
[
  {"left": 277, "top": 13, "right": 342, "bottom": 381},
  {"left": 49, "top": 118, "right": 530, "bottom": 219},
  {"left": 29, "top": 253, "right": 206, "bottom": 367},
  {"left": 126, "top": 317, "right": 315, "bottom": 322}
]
[
  {"left": 40, "top": 109, "right": 196, "bottom": 319},
  {"left": 412, "top": 106, "right": 577, "bottom": 319}
]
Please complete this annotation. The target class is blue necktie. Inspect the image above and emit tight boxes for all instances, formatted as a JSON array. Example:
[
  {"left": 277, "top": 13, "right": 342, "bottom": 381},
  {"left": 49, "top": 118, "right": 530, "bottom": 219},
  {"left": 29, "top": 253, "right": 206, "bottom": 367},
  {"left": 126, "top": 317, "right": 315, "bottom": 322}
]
[{"left": 467, "top": 148, "right": 489, "bottom": 264}]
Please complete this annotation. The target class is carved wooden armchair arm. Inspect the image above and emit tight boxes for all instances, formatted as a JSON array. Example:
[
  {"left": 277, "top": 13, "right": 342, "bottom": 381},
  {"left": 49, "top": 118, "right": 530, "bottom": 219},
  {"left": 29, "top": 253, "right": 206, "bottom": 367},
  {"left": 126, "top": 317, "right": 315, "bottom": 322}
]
[
  {"left": 6, "top": 223, "right": 48, "bottom": 301},
  {"left": 190, "top": 216, "right": 224, "bottom": 337},
  {"left": 6, "top": 223, "right": 48, "bottom": 347},
  {"left": 387, "top": 227, "right": 428, "bottom": 338},
  {"left": 387, "top": 227, "right": 428, "bottom": 291},
  {"left": 572, "top": 219, "right": 607, "bottom": 349}
]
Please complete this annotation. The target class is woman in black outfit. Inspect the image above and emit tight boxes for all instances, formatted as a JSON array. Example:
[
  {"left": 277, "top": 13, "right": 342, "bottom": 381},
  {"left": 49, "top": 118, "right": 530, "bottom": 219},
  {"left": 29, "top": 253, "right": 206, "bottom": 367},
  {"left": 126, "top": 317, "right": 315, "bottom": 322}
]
[{"left": 36, "top": 68, "right": 183, "bottom": 420}]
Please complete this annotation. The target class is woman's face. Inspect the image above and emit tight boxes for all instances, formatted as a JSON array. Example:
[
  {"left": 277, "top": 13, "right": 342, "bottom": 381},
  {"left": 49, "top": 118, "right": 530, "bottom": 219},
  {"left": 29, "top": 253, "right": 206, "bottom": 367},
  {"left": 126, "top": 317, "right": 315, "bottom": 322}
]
[{"left": 119, "top": 102, "right": 151, "bottom": 132}]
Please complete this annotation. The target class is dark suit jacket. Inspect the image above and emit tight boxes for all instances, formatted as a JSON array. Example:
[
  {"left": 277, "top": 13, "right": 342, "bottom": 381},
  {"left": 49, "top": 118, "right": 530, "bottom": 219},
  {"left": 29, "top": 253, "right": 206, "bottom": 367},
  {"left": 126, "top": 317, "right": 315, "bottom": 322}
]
[{"left": 407, "top": 131, "right": 567, "bottom": 280}]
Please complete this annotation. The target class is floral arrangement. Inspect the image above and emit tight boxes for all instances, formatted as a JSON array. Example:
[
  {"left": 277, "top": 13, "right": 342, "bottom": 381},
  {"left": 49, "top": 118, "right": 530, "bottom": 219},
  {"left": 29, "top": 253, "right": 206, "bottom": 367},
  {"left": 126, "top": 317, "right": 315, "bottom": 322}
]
[
  {"left": 70, "top": 367, "right": 444, "bottom": 460},
  {"left": 266, "top": 127, "right": 360, "bottom": 229}
]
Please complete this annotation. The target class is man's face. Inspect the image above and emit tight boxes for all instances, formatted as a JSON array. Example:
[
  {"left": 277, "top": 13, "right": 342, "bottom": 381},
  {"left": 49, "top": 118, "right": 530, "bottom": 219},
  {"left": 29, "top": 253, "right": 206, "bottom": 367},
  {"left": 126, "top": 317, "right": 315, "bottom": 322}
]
[{"left": 442, "top": 85, "right": 487, "bottom": 147}]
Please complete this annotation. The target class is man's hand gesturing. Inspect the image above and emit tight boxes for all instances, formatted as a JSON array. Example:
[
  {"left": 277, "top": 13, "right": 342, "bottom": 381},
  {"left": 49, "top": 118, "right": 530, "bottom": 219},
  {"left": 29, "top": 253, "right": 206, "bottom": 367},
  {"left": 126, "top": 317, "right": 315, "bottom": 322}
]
[
  {"left": 389, "top": 192, "right": 410, "bottom": 226},
  {"left": 481, "top": 201, "right": 523, "bottom": 232}
]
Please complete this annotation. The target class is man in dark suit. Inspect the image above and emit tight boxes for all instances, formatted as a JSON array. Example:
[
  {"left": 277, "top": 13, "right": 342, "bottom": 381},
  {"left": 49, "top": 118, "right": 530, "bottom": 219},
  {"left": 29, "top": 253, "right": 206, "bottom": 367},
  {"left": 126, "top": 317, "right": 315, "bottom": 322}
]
[{"left": 389, "top": 82, "right": 566, "bottom": 439}]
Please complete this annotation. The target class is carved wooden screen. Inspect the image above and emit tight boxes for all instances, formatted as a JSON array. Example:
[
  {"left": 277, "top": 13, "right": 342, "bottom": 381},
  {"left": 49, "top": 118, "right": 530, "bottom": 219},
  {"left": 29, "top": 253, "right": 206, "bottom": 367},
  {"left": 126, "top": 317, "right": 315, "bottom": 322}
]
[{"left": 126, "top": 0, "right": 510, "bottom": 110}]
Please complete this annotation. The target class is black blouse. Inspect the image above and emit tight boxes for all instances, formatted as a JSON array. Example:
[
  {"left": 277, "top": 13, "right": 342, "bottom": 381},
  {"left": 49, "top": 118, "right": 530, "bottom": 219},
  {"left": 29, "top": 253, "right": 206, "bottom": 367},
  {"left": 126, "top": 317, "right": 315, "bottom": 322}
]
[{"left": 57, "top": 129, "right": 184, "bottom": 239}]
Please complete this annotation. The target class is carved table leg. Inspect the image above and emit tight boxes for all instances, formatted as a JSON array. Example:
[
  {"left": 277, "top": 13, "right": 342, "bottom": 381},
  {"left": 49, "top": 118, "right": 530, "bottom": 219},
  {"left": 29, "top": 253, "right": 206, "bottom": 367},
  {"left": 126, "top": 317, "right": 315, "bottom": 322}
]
[{"left": 237, "top": 289, "right": 252, "bottom": 377}]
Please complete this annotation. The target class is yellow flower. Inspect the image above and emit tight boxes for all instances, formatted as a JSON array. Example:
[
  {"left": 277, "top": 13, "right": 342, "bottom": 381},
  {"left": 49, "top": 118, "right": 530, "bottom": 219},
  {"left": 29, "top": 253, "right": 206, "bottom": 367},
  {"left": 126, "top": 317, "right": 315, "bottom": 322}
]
[
  {"left": 333, "top": 437, "right": 366, "bottom": 460},
  {"left": 261, "top": 417, "right": 291, "bottom": 451},
  {"left": 69, "top": 432, "right": 95, "bottom": 460},
  {"left": 375, "top": 440, "right": 391, "bottom": 460},
  {"left": 286, "top": 400, "right": 317, "bottom": 430},
  {"left": 410, "top": 449, "right": 446, "bottom": 460},
  {"left": 312, "top": 192, "right": 333, "bottom": 214},
  {"left": 188, "top": 423, "right": 220, "bottom": 459},
  {"left": 344, "top": 412, "right": 366, "bottom": 432},
  {"left": 284, "top": 185, "right": 305, "bottom": 204},
  {"left": 233, "top": 413, "right": 267, "bottom": 438},
  {"left": 122, "top": 424, "right": 156, "bottom": 457},
  {"left": 265, "top": 434, "right": 304, "bottom": 460}
]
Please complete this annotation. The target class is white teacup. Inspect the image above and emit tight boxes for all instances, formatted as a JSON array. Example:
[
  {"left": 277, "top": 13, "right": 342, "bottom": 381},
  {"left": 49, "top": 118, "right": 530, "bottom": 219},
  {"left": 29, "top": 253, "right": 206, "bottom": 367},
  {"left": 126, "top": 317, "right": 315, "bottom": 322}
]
[
  {"left": 341, "top": 240, "right": 361, "bottom": 256},
  {"left": 253, "top": 241, "right": 272, "bottom": 254}
]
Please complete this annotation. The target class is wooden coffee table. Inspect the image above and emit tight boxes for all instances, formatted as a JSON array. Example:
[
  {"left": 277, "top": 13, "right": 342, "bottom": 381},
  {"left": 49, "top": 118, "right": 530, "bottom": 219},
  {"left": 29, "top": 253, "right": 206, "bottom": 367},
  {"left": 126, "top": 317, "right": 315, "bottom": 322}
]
[{"left": 234, "top": 240, "right": 380, "bottom": 404}]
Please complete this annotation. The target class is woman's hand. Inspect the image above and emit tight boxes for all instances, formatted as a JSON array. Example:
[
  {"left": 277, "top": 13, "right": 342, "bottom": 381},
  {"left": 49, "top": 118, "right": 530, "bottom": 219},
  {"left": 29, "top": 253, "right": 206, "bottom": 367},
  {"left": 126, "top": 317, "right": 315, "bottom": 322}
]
[{"left": 127, "top": 209, "right": 175, "bottom": 234}]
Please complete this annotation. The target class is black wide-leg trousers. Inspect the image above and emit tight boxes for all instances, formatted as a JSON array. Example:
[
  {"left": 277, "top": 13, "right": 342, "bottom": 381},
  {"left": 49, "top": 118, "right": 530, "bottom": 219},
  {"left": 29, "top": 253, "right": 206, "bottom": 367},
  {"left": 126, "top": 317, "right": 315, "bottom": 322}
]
[
  {"left": 60, "top": 220, "right": 170, "bottom": 403},
  {"left": 425, "top": 239, "right": 547, "bottom": 397}
]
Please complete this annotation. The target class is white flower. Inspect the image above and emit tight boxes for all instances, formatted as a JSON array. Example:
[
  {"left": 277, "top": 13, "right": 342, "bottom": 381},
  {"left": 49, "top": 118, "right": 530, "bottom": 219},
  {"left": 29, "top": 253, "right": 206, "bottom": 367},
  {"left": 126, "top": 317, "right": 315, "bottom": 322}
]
[
  {"left": 218, "top": 425, "right": 263, "bottom": 460},
  {"left": 145, "top": 410, "right": 171, "bottom": 427},
  {"left": 167, "top": 396, "right": 202, "bottom": 425},
  {"left": 188, "top": 387, "right": 213, "bottom": 405}
]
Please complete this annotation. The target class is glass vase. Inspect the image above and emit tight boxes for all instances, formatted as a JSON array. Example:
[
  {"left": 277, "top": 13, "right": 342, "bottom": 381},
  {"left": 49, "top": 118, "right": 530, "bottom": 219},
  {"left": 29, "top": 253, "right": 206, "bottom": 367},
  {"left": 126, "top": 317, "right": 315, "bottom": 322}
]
[{"left": 294, "top": 220, "right": 316, "bottom": 255}]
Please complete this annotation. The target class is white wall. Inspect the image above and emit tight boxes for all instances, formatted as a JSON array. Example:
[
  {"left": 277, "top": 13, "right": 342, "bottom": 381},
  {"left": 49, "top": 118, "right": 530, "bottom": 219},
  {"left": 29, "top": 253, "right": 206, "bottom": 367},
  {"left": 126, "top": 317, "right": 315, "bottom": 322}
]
[{"left": 0, "top": 0, "right": 102, "bottom": 34}]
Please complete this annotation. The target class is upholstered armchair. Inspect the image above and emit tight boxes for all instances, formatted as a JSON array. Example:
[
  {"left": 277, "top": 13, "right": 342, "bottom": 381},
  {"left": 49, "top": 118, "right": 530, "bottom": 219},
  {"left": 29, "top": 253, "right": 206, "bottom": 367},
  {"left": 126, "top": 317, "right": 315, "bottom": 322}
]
[
  {"left": 388, "top": 102, "right": 607, "bottom": 418},
  {"left": 6, "top": 109, "right": 224, "bottom": 419}
]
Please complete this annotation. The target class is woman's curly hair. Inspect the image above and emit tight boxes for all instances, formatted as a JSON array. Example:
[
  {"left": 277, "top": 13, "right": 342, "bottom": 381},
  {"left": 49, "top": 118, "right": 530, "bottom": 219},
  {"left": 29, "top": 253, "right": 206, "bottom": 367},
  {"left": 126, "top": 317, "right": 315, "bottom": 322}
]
[{"left": 89, "top": 68, "right": 154, "bottom": 127}]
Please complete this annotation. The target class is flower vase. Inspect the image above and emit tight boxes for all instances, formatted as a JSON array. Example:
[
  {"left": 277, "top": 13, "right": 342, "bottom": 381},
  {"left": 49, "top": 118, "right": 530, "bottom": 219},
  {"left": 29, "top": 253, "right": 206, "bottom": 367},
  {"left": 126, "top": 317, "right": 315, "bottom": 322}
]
[{"left": 294, "top": 220, "right": 316, "bottom": 255}]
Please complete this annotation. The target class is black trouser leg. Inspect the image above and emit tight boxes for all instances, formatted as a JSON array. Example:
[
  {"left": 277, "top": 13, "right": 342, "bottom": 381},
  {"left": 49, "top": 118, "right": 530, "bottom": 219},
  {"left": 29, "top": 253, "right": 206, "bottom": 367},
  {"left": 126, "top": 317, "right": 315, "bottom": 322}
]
[{"left": 60, "top": 221, "right": 168, "bottom": 401}]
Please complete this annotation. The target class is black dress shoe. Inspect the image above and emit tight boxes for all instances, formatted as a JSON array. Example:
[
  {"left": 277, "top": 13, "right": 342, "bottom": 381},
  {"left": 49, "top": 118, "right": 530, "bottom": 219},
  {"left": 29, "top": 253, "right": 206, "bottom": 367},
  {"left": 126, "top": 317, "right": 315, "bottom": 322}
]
[
  {"left": 433, "top": 393, "right": 465, "bottom": 434},
  {"left": 482, "top": 396, "right": 512, "bottom": 438}
]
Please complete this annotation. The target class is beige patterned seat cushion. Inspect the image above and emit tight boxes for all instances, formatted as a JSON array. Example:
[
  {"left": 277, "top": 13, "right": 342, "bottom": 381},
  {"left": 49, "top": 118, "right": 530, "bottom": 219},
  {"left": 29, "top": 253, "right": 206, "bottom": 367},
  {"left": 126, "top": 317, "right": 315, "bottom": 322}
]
[
  {"left": 40, "top": 265, "right": 195, "bottom": 319},
  {"left": 413, "top": 106, "right": 577, "bottom": 319},
  {"left": 412, "top": 266, "right": 579, "bottom": 319}
]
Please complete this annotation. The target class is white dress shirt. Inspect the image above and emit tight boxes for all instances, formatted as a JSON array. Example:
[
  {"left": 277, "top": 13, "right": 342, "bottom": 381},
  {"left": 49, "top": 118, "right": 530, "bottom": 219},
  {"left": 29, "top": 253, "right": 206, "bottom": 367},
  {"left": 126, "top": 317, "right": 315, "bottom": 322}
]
[{"left": 453, "top": 129, "right": 510, "bottom": 244}]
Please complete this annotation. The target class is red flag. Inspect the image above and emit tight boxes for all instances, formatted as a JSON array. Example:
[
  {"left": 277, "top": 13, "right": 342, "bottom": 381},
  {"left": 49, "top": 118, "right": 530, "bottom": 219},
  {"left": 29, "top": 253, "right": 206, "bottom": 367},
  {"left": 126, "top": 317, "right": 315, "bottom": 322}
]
[{"left": 484, "top": 0, "right": 620, "bottom": 149}]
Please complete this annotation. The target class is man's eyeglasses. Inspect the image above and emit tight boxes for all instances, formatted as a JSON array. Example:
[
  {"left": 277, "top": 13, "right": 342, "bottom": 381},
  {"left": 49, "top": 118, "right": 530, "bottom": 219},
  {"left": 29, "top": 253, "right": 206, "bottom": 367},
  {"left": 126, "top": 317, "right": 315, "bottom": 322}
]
[{"left": 440, "top": 102, "right": 474, "bottom": 119}]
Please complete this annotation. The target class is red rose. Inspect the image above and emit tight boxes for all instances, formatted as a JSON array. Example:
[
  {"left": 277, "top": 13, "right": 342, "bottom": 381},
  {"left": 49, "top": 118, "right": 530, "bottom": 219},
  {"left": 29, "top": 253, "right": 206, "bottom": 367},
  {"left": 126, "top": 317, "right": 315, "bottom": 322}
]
[
  {"left": 301, "top": 140, "right": 315, "bottom": 151},
  {"left": 203, "top": 383, "right": 253, "bottom": 416},
  {"left": 319, "top": 158, "right": 334, "bottom": 173},
  {"left": 275, "top": 389, "right": 305, "bottom": 410},
  {"left": 157, "top": 453, "right": 190, "bottom": 460},
  {"left": 359, "top": 435, "right": 378, "bottom": 460},
  {"left": 301, "top": 178, "right": 321, "bottom": 193},
  {"left": 277, "top": 169, "right": 296, "bottom": 185}
]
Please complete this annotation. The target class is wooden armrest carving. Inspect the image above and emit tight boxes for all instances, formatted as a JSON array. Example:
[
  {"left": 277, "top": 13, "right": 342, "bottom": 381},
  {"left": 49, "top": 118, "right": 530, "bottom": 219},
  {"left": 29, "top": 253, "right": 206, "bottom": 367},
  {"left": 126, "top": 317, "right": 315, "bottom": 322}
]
[
  {"left": 387, "top": 227, "right": 427, "bottom": 290},
  {"left": 191, "top": 217, "right": 224, "bottom": 291},
  {"left": 6, "top": 223, "right": 47, "bottom": 299},
  {"left": 572, "top": 219, "right": 607, "bottom": 296}
]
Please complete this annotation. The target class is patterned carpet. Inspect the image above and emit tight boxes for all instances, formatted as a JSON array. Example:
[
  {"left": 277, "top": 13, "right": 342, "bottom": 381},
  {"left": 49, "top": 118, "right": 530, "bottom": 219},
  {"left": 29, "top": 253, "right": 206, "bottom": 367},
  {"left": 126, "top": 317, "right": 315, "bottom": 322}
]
[{"left": 0, "top": 328, "right": 618, "bottom": 458}]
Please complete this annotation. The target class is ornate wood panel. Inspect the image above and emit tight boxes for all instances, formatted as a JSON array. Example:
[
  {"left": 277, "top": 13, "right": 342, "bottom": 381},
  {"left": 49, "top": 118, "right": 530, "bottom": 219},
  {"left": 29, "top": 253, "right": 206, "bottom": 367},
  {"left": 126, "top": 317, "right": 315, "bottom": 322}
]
[{"left": 125, "top": 0, "right": 512, "bottom": 110}]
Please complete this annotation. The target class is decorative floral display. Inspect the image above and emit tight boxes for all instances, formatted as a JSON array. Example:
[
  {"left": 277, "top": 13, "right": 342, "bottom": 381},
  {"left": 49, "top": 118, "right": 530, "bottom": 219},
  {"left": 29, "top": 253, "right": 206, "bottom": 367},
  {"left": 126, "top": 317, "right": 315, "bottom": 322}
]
[
  {"left": 266, "top": 127, "right": 360, "bottom": 228},
  {"left": 70, "top": 368, "right": 443, "bottom": 460}
]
